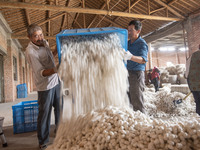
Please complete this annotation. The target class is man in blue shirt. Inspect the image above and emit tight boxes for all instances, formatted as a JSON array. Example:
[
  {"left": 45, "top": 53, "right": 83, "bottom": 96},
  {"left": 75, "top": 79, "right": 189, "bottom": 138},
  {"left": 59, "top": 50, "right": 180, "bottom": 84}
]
[{"left": 124, "top": 20, "right": 148, "bottom": 113}]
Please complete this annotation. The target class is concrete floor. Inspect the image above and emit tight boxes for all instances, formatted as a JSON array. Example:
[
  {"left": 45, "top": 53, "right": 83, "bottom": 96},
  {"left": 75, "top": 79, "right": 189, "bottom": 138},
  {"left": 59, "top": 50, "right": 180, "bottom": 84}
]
[{"left": 0, "top": 92, "right": 56, "bottom": 150}]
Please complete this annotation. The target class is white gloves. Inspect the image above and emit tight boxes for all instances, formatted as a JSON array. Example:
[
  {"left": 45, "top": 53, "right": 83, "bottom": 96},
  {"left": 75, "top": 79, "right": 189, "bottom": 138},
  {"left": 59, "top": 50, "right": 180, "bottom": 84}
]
[{"left": 123, "top": 50, "right": 133, "bottom": 60}]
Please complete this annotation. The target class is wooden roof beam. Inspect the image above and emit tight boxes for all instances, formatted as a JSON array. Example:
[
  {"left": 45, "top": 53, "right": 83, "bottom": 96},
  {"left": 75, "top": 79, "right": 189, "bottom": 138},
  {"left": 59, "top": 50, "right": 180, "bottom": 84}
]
[
  {"left": 147, "top": 0, "right": 150, "bottom": 15},
  {"left": 24, "top": 9, "right": 31, "bottom": 25},
  {"left": 87, "top": 3, "right": 106, "bottom": 28},
  {"left": 82, "top": 0, "right": 86, "bottom": 28},
  {"left": 22, "top": 0, "right": 31, "bottom": 25},
  {"left": 150, "top": 0, "right": 177, "bottom": 14},
  {"left": 154, "top": 0, "right": 185, "bottom": 19},
  {"left": 111, "top": 0, "right": 146, "bottom": 24},
  {"left": 130, "top": 0, "right": 142, "bottom": 10},
  {"left": 11, "top": 35, "right": 55, "bottom": 39},
  {"left": 70, "top": 13, "right": 82, "bottom": 28},
  {"left": 60, "top": 13, "right": 67, "bottom": 31},
  {"left": 47, "top": 0, "right": 52, "bottom": 37},
  {"left": 0, "top": 1, "right": 182, "bottom": 21},
  {"left": 14, "top": 12, "right": 66, "bottom": 35},
  {"left": 99, "top": 15, "right": 122, "bottom": 27}
]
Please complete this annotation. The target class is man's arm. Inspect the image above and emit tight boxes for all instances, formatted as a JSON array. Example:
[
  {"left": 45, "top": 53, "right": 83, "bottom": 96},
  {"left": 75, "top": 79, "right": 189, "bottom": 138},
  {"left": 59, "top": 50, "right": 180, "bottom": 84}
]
[
  {"left": 124, "top": 51, "right": 146, "bottom": 64},
  {"left": 130, "top": 55, "right": 146, "bottom": 64},
  {"left": 42, "top": 67, "right": 57, "bottom": 77}
]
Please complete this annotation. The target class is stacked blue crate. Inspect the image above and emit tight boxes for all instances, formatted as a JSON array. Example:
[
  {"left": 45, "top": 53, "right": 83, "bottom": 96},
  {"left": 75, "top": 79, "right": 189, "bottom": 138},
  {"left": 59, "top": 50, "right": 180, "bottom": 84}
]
[
  {"left": 12, "top": 100, "right": 38, "bottom": 134},
  {"left": 17, "top": 83, "right": 27, "bottom": 98},
  {"left": 56, "top": 27, "right": 128, "bottom": 64}
]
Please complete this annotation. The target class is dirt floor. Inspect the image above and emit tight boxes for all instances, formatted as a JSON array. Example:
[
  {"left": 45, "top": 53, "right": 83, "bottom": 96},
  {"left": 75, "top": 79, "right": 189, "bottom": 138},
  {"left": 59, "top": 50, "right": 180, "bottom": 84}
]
[
  {"left": 1, "top": 125, "right": 55, "bottom": 150},
  {"left": 0, "top": 92, "right": 56, "bottom": 150}
]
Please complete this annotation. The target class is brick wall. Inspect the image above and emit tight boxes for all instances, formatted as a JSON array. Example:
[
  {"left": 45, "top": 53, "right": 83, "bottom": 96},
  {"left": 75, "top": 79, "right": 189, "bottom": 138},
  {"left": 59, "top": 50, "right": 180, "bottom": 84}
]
[
  {"left": 0, "top": 26, "right": 7, "bottom": 52},
  {"left": 0, "top": 13, "right": 30, "bottom": 103},
  {"left": 12, "top": 41, "right": 21, "bottom": 100},
  {"left": 3, "top": 39, "right": 14, "bottom": 102},
  {"left": 146, "top": 50, "right": 186, "bottom": 70},
  {"left": 186, "top": 10, "right": 200, "bottom": 55}
]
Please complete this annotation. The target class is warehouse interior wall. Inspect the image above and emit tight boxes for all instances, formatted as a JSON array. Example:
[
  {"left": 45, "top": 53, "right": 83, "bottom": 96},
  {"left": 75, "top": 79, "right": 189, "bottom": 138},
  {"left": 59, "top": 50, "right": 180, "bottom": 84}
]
[
  {"left": 0, "top": 13, "right": 33, "bottom": 103},
  {"left": 186, "top": 9, "right": 200, "bottom": 56}
]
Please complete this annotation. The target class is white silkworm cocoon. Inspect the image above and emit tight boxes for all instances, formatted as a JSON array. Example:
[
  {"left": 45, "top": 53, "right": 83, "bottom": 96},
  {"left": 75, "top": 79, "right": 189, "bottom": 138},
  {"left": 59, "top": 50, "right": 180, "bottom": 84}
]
[
  {"left": 150, "top": 132, "right": 157, "bottom": 139},
  {"left": 176, "top": 143, "right": 183, "bottom": 149},
  {"left": 105, "top": 135, "right": 110, "bottom": 142}
]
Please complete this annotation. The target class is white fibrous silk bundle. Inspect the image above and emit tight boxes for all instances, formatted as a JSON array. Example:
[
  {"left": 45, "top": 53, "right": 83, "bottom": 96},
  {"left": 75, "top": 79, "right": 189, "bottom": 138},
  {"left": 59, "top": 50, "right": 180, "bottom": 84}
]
[{"left": 59, "top": 33, "right": 129, "bottom": 119}]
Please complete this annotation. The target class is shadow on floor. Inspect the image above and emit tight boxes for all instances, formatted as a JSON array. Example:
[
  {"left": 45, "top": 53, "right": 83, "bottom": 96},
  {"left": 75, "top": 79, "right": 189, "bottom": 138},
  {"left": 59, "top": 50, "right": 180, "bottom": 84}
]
[{"left": 1, "top": 125, "right": 55, "bottom": 150}]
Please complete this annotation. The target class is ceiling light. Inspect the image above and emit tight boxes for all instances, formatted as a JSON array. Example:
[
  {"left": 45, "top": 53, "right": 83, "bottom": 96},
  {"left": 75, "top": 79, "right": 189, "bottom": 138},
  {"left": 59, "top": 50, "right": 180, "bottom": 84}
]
[
  {"left": 158, "top": 47, "right": 175, "bottom": 51},
  {"left": 159, "top": 47, "right": 167, "bottom": 51},
  {"left": 179, "top": 47, "right": 188, "bottom": 51},
  {"left": 167, "top": 47, "right": 175, "bottom": 51},
  {"left": 151, "top": 47, "right": 154, "bottom": 51}
]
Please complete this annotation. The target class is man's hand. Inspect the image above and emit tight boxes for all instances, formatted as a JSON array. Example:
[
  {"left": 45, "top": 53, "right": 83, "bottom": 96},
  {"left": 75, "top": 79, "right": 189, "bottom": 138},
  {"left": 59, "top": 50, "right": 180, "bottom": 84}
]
[
  {"left": 123, "top": 50, "right": 133, "bottom": 60},
  {"left": 52, "top": 46, "right": 58, "bottom": 56},
  {"left": 53, "top": 67, "right": 57, "bottom": 73}
]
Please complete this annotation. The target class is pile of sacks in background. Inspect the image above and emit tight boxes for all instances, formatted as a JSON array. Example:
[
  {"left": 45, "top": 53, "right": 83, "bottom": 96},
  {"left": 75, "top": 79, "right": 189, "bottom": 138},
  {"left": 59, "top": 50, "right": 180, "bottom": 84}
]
[{"left": 159, "top": 64, "right": 187, "bottom": 84}]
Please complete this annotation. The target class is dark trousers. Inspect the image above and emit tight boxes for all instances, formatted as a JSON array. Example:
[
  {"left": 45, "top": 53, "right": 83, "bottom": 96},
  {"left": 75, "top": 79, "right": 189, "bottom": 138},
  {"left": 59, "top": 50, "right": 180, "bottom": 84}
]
[
  {"left": 128, "top": 70, "right": 145, "bottom": 113},
  {"left": 37, "top": 83, "right": 61, "bottom": 145},
  {"left": 191, "top": 91, "right": 200, "bottom": 115},
  {"left": 152, "top": 77, "right": 159, "bottom": 92}
]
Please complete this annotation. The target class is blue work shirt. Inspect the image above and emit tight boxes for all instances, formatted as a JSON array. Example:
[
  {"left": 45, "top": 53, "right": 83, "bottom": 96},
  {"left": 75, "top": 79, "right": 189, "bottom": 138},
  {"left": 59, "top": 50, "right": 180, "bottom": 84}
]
[{"left": 127, "top": 36, "right": 148, "bottom": 71}]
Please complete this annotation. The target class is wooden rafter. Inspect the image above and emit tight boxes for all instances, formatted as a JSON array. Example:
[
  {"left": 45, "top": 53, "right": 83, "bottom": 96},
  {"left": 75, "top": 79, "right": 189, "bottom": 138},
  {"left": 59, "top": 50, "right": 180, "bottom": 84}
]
[
  {"left": 11, "top": 35, "right": 55, "bottom": 39},
  {"left": 128, "top": 0, "right": 130, "bottom": 13},
  {"left": 22, "top": 0, "right": 31, "bottom": 25},
  {"left": 55, "top": 0, "right": 58, "bottom": 5},
  {"left": 130, "top": 0, "right": 142, "bottom": 10},
  {"left": 60, "top": 0, "right": 70, "bottom": 30},
  {"left": 48, "top": 0, "right": 52, "bottom": 40},
  {"left": 88, "top": 0, "right": 122, "bottom": 28},
  {"left": 87, "top": 3, "right": 106, "bottom": 28},
  {"left": 0, "top": 1, "right": 182, "bottom": 21},
  {"left": 147, "top": 0, "right": 150, "bottom": 15},
  {"left": 150, "top": 0, "right": 177, "bottom": 14},
  {"left": 154, "top": 0, "right": 185, "bottom": 18},
  {"left": 14, "top": 12, "right": 66, "bottom": 35},
  {"left": 66, "top": 0, "right": 70, "bottom": 6},
  {"left": 24, "top": 9, "right": 31, "bottom": 25},
  {"left": 106, "top": 0, "right": 110, "bottom": 10},
  {"left": 111, "top": 0, "right": 143, "bottom": 23},
  {"left": 70, "top": 13, "right": 82, "bottom": 28},
  {"left": 99, "top": 15, "right": 121, "bottom": 27},
  {"left": 150, "top": 7, "right": 165, "bottom": 14},
  {"left": 82, "top": 0, "right": 86, "bottom": 28},
  {"left": 60, "top": 13, "right": 67, "bottom": 31},
  {"left": 95, "top": 15, "right": 105, "bottom": 27}
]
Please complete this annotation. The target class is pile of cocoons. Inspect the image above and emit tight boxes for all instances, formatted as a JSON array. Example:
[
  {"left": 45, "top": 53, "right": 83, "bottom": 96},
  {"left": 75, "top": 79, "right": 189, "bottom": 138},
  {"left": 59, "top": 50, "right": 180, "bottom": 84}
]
[
  {"left": 48, "top": 33, "right": 200, "bottom": 150},
  {"left": 48, "top": 106, "right": 200, "bottom": 150}
]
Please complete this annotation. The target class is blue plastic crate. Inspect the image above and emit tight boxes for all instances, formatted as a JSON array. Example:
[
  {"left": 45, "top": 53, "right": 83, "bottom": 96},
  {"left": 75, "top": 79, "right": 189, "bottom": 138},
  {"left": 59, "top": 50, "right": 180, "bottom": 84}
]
[
  {"left": 17, "top": 90, "right": 27, "bottom": 98},
  {"left": 17, "top": 83, "right": 27, "bottom": 91},
  {"left": 12, "top": 100, "right": 38, "bottom": 134},
  {"left": 56, "top": 27, "right": 128, "bottom": 64}
]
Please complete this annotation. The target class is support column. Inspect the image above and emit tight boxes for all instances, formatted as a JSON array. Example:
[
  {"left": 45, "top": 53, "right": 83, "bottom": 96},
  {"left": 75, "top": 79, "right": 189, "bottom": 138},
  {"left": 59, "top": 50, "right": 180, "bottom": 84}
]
[
  {"left": 185, "top": 10, "right": 200, "bottom": 55},
  {"left": 156, "top": 51, "right": 159, "bottom": 67},
  {"left": 148, "top": 43, "right": 152, "bottom": 69},
  {"left": 4, "top": 39, "right": 14, "bottom": 102}
]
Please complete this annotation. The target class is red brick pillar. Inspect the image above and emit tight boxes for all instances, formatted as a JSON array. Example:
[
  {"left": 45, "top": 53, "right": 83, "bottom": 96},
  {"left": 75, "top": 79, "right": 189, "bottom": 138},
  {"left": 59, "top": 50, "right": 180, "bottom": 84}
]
[
  {"left": 4, "top": 39, "right": 14, "bottom": 102},
  {"left": 185, "top": 10, "right": 200, "bottom": 55}
]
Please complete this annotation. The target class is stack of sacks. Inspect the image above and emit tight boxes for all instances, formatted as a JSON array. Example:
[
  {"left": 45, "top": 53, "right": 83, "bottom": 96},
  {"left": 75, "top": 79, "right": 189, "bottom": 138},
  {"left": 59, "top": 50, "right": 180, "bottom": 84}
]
[{"left": 159, "top": 64, "right": 186, "bottom": 84}]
